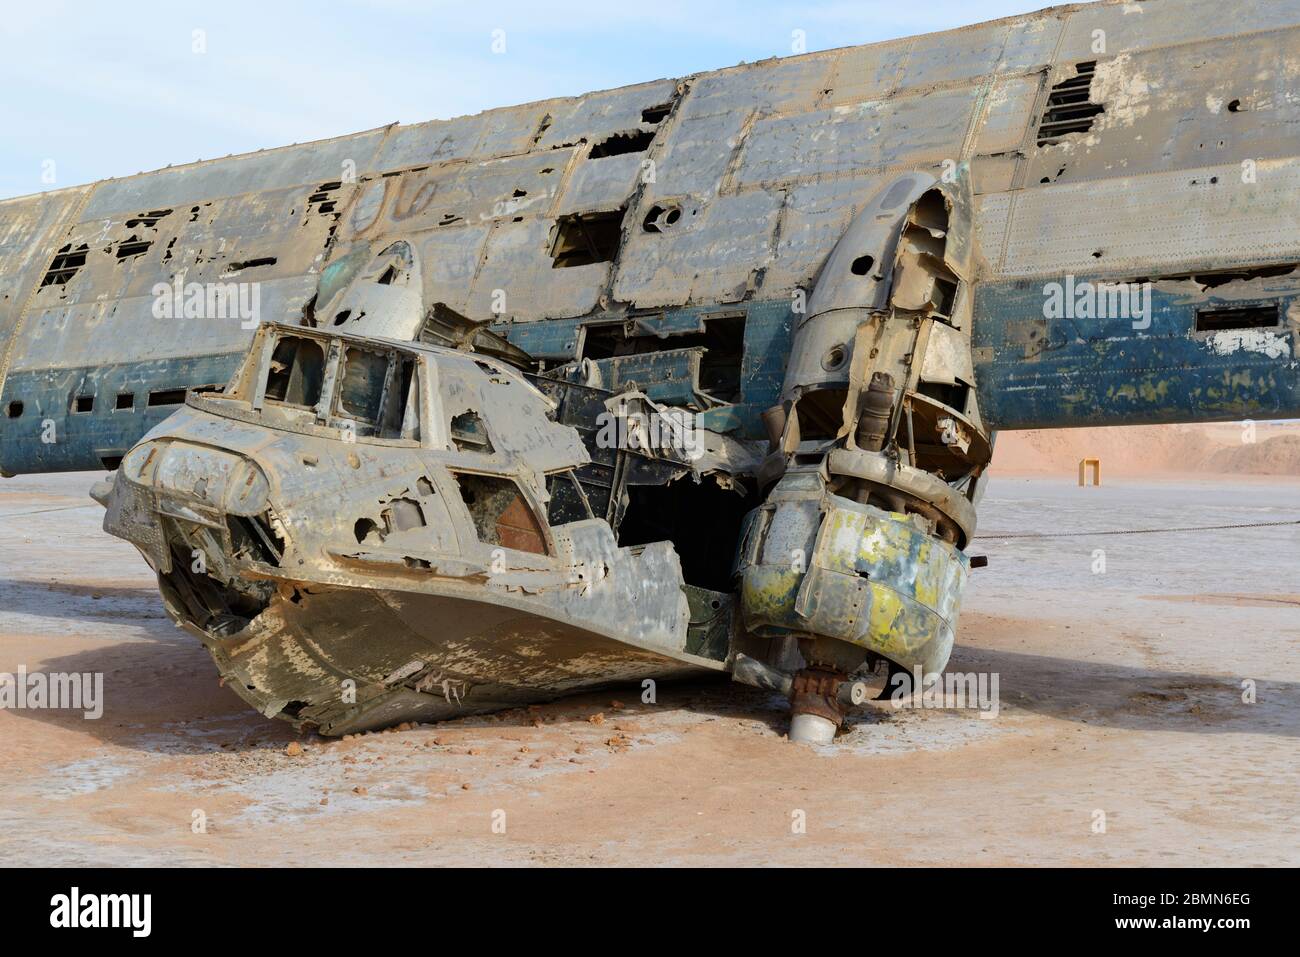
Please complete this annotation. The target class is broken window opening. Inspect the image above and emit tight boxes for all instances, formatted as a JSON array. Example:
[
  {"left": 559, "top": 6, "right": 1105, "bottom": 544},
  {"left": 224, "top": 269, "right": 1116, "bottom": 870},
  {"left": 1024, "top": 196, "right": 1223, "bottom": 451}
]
[
  {"left": 917, "top": 380, "right": 969, "bottom": 413},
  {"left": 794, "top": 388, "right": 848, "bottom": 442},
  {"left": 1194, "top": 303, "right": 1280, "bottom": 333},
  {"left": 124, "top": 209, "right": 172, "bottom": 228},
  {"left": 307, "top": 182, "right": 342, "bottom": 216},
  {"left": 383, "top": 498, "right": 427, "bottom": 534},
  {"left": 354, "top": 517, "right": 384, "bottom": 545},
  {"left": 382, "top": 355, "right": 417, "bottom": 440},
  {"left": 40, "top": 244, "right": 88, "bottom": 288},
  {"left": 617, "top": 479, "right": 758, "bottom": 591},
  {"left": 335, "top": 347, "right": 414, "bottom": 439},
  {"left": 265, "top": 336, "right": 326, "bottom": 409},
  {"left": 227, "top": 256, "right": 277, "bottom": 272},
  {"left": 115, "top": 236, "right": 152, "bottom": 260},
  {"left": 545, "top": 471, "right": 595, "bottom": 526},
  {"left": 550, "top": 209, "right": 626, "bottom": 268},
  {"left": 641, "top": 103, "right": 673, "bottom": 125},
  {"left": 1037, "top": 61, "right": 1105, "bottom": 146},
  {"left": 450, "top": 410, "right": 495, "bottom": 453},
  {"left": 114, "top": 392, "right": 135, "bottom": 411},
  {"left": 337, "top": 346, "right": 389, "bottom": 429},
  {"left": 454, "top": 473, "right": 548, "bottom": 555},
  {"left": 72, "top": 395, "right": 94, "bottom": 414},
  {"left": 147, "top": 388, "right": 189, "bottom": 407},
  {"left": 589, "top": 130, "right": 655, "bottom": 158}
]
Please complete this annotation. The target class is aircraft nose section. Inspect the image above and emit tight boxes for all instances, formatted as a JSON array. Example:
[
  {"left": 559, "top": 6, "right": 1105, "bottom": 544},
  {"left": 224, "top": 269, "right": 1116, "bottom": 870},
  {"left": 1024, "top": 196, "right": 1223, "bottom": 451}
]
[
  {"left": 117, "top": 439, "right": 273, "bottom": 516},
  {"left": 99, "top": 437, "right": 281, "bottom": 574}
]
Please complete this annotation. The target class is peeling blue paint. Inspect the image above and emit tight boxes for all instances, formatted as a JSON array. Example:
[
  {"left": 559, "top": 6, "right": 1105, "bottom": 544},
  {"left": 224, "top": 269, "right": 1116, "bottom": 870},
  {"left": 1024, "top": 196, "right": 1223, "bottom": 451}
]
[
  {"left": 973, "top": 275, "right": 1300, "bottom": 429},
  {"left": 0, "top": 353, "right": 243, "bottom": 474}
]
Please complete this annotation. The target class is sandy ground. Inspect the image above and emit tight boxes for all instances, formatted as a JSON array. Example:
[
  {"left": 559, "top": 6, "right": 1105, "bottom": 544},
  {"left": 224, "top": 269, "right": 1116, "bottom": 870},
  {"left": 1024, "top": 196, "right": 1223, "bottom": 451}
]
[{"left": 1, "top": 468, "right": 1298, "bottom": 866}]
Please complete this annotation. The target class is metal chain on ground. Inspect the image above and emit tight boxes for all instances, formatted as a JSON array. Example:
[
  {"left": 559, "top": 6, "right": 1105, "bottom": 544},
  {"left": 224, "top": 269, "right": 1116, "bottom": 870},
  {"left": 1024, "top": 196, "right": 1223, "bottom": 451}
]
[
  {"left": 975, "top": 519, "right": 1300, "bottom": 540},
  {"left": 0, "top": 504, "right": 97, "bottom": 519}
]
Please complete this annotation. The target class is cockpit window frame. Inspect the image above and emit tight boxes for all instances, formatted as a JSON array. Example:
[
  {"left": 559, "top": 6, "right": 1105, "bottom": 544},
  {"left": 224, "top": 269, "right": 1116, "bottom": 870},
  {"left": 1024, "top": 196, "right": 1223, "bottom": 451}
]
[
  {"left": 222, "top": 327, "right": 426, "bottom": 447},
  {"left": 261, "top": 334, "right": 328, "bottom": 411},
  {"left": 330, "top": 343, "right": 421, "bottom": 442}
]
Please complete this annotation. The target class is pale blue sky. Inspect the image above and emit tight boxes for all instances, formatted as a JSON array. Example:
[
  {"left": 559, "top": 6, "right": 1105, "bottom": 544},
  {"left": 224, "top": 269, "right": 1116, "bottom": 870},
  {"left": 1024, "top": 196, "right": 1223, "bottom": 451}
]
[{"left": 0, "top": 0, "right": 1060, "bottom": 200}]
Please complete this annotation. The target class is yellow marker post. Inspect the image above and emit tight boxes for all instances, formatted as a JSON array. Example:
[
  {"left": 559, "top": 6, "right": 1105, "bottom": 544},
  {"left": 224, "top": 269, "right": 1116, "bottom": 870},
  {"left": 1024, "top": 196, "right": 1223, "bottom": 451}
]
[{"left": 1078, "top": 458, "right": 1101, "bottom": 487}]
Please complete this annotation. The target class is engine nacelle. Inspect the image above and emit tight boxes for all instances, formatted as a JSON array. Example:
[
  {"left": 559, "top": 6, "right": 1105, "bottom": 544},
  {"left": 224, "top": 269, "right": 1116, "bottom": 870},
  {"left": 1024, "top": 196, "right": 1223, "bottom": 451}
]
[{"left": 736, "top": 168, "right": 993, "bottom": 743}]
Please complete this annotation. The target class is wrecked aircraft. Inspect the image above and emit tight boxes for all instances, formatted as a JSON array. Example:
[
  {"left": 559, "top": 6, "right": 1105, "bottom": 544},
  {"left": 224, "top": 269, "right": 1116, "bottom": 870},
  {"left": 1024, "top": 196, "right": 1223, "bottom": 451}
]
[{"left": 3, "top": 0, "right": 1299, "bottom": 741}]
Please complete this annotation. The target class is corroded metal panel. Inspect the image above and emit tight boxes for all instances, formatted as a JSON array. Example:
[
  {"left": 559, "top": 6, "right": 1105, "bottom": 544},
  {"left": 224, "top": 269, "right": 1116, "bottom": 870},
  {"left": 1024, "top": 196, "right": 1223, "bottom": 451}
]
[
  {"left": 0, "top": 186, "right": 91, "bottom": 349},
  {"left": 762, "top": 173, "right": 891, "bottom": 292},
  {"left": 467, "top": 219, "right": 610, "bottom": 321},
  {"left": 979, "top": 158, "right": 1300, "bottom": 278},
  {"left": 732, "top": 86, "right": 981, "bottom": 187},
  {"left": 612, "top": 191, "right": 785, "bottom": 307},
  {"left": 80, "top": 131, "right": 388, "bottom": 217},
  {"left": 12, "top": 277, "right": 317, "bottom": 370},
  {"left": 534, "top": 78, "right": 679, "bottom": 149},
  {"left": 1053, "top": 0, "right": 1300, "bottom": 61}
]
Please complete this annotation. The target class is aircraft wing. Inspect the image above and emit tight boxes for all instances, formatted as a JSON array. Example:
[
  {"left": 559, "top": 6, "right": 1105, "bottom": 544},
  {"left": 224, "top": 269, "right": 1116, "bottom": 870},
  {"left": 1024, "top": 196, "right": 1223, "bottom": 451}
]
[{"left": 2, "top": 0, "right": 1298, "bottom": 476}]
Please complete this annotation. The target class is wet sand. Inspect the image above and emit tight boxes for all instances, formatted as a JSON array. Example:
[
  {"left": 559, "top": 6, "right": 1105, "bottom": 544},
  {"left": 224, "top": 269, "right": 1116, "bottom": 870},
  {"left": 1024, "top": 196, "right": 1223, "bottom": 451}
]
[{"left": 1, "top": 471, "right": 1297, "bottom": 866}]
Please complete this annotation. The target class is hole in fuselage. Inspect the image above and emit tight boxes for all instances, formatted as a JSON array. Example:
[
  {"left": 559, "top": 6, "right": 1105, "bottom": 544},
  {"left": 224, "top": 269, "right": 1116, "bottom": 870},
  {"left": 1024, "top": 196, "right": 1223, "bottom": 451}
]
[
  {"left": 1195, "top": 303, "right": 1280, "bottom": 333},
  {"left": 549, "top": 209, "right": 626, "bottom": 268},
  {"left": 589, "top": 130, "right": 655, "bottom": 158}
]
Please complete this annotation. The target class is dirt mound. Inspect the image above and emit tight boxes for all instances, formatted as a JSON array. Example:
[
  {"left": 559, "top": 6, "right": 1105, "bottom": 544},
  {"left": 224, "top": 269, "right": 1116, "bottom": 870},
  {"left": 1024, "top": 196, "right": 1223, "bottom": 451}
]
[
  {"left": 992, "top": 424, "right": 1300, "bottom": 477},
  {"left": 1204, "top": 434, "right": 1300, "bottom": 475}
]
